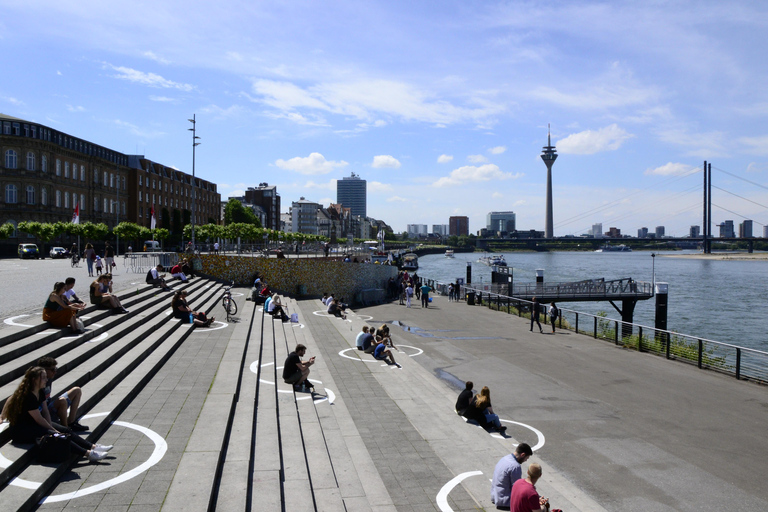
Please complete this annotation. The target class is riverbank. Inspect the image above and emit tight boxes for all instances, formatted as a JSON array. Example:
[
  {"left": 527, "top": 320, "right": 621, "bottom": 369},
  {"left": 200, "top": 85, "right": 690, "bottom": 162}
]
[{"left": 662, "top": 252, "right": 768, "bottom": 260}]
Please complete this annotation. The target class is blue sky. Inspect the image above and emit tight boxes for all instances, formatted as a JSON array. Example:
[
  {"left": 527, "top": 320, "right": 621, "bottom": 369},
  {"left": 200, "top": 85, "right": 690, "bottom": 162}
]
[{"left": 2, "top": 0, "right": 767, "bottom": 236}]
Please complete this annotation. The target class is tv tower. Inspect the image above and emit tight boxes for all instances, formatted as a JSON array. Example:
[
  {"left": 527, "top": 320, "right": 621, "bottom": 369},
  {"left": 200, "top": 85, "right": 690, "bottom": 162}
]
[{"left": 540, "top": 124, "right": 557, "bottom": 239}]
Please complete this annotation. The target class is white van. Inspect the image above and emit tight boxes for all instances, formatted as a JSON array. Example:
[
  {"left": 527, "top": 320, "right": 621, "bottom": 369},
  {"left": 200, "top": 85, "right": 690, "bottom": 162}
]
[{"left": 143, "top": 240, "right": 161, "bottom": 252}]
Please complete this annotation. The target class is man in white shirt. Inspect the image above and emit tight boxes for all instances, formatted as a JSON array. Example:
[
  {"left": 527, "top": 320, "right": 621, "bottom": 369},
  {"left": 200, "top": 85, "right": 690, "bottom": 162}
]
[
  {"left": 146, "top": 265, "right": 171, "bottom": 291},
  {"left": 63, "top": 277, "right": 84, "bottom": 305}
]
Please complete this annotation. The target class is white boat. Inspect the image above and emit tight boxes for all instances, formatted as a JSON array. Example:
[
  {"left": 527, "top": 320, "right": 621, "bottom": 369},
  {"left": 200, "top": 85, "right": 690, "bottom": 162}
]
[
  {"left": 445, "top": 249, "right": 454, "bottom": 258},
  {"left": 478, "top": 254, "right": 507, "bottom": 266},
  {"left": 595, "top": 244, "right": 632, "bottom": 253},
  {"left": 401, "top": 252, "right": 419, "bottom": 271}
]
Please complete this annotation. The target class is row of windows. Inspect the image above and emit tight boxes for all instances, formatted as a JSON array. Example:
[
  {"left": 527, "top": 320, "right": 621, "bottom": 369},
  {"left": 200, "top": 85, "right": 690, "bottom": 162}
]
[
  {"left": 3, "top": 150, "right": 127, "bottom": 191},
  {"left": 3, "top": 184, "right": 125, "bottom": 214},
  {"left": 2, "top": 120, "right": 127, "bottom": 166}
]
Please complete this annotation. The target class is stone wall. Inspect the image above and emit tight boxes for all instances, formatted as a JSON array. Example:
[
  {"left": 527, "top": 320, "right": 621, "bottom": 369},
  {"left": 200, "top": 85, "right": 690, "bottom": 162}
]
[{"left": 192, "top": 254, "right": 398, "bottom": 303}]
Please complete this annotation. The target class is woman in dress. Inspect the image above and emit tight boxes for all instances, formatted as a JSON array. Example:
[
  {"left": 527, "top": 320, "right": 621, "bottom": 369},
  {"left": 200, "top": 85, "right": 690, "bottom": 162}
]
[
  {"left": 83, "top": 243, "right": 96, "bottom": 277},
  {"left": 171, "top": 290, "right": 213, "bottom": 327},
  {"left": 43, "top": 282, "right": 85, "bottom": 332},
  {"left": 3, "top": 367, "right": 112, "bottom": 462}
]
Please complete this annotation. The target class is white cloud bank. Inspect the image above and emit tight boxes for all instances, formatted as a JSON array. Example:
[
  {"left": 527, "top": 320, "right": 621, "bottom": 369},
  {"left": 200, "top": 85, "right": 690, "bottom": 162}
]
[
  {"left": 644, "top": 162, "right": 696, "bottom": 176},
  {"left": 489, "top": 146, "right": 506, "bottom": 155},
  {"left": 372, "top": 155, "right": 401, "bottom": 169},
  {"left": 467, "top": 154, "right": 488, "bottom": 163},
  {"left": 107, "top": 64, "right": 195, "bottom": 92},
  {"left": 433, "top": 164, "right": 523, "bottom": 187},
  {"left": 275, "top": 152, "right": 348, "bottom": 175},
  {"left": 557, "top": 124, "right": 634, "bottom": 155},
  {"left": 437, "top": 154, "right": 453, "bottom": 163}
]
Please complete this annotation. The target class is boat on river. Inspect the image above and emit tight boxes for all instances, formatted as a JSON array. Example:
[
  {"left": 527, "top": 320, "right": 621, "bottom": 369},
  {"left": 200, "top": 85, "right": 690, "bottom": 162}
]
[
  {"left": 445, "top": 249, "right": 454, "bottom": 258},
  {"left": 478, "top": 254, "right": 507, "bottom": 266},
  {"left": 401, "top": 252, "right": 419, "bottom": 271},
  {"left": 595, "top": 244, "right": 632, "bottom": 252}
]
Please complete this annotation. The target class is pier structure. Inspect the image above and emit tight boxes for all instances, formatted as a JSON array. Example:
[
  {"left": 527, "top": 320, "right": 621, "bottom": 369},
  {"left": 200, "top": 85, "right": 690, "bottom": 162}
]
[{"left": 541, "top": 124, "right": 558, "bottom": 239}]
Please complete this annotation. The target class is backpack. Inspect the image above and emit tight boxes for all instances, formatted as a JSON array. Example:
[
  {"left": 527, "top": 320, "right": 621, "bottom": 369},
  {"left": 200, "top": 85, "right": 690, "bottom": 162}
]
[{"left": 146, "top": 269, "right": 154, "bottom": 283}]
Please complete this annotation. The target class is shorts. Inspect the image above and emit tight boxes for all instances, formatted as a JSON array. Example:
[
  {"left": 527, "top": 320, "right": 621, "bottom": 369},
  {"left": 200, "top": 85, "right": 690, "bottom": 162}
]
[
  {"left": 46, "top": 393, "right": 71, "bottom": 421},
  {"left": 284, "top": 370, "right": 303, "bottom": 385}
]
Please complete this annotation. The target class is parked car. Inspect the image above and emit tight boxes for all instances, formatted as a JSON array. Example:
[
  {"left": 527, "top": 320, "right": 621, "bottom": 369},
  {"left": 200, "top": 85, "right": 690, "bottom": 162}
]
[
  {"left": 143, "top": 240, "right": 161, "bottom": 252},
  {"left": 18, "top": 244, "right": 40, "bottom": 259},
  {"left": 49, "top": 246, "right": 67, "bottom": 258}
]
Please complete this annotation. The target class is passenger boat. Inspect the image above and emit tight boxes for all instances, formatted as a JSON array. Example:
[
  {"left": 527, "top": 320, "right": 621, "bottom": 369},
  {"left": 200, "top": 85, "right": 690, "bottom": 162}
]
[
  {"left": 478, "top": 254, "right": 507, "bottom": 266},
  {"left": 401, "top": 252, "right": 419, "bottom": 271},
  {"left": 595, "top": 244, "right": 632, "bottom": 252},
  {"left": 445, "top": 249, "right": 454, "bottom": 258}
]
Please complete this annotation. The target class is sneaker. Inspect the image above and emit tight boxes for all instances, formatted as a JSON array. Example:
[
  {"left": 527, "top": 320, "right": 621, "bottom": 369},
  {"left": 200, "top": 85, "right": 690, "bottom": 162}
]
[
  {"left": 94, "top": 444, "right": 113, "bottom": 452},
  {"left": 499, "top": 426, "right": 507, "bottom": 432},
  {"left": 70, "top": 422, "right": 89, "bottom": 432},
  {"left": 303, "top": 380, "right": 315, "bottom": 390},
  {"left": 88, "top": 450, "right": 107, "bottom": 462},
  {"left": 121, "top": 308, "right": 130, "bottom": 314}
]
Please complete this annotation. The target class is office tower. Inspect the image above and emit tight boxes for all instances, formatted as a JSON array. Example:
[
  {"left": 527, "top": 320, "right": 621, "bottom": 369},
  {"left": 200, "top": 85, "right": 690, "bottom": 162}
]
[
  {"left": 486, "top": 211, "right": 516, "bottom": 233},
  {"left": 449, "top": 216, "right": 469, "bottom": 236},
  {"left": 336, "top": 172, "right": 367, "bottom": 218},
  {"left": 244, "top": 183, "right": 281, "bottom": 230}
]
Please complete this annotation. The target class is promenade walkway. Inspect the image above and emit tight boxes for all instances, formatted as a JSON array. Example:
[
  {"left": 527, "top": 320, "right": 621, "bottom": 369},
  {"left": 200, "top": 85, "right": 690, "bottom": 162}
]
[{"left": 1, "top": 282, "right": 767, "bottom": 511}]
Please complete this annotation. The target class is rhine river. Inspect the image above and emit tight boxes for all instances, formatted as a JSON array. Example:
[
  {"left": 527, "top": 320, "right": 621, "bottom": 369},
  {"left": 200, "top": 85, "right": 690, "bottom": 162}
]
[{"left": 418, "top": 250, "right": 768, "bottom": 352}]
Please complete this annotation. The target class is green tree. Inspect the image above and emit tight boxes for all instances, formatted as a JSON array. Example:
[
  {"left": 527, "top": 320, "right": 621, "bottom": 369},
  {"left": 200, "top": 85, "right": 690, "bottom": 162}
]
[
  {"left": 447, "top": 235, "right": 459, "bottom": 247},
  {"left": 113, "top": 222, "right": 144, "bottom": 242},
  {"left": 17, "top": 221, "right": 65, "bottom": 245},
  {"left": 0, "top": 222, "right": 15, "bottom": 239},
  {"left": 224, "top": 199, "right": 261, "bottom": 226}
]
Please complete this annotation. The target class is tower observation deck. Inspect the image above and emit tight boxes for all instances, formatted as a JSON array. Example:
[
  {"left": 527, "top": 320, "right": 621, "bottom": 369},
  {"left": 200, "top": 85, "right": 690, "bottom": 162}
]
[{"left": 540, "top": 125, "right": 558, "bottom": 239}]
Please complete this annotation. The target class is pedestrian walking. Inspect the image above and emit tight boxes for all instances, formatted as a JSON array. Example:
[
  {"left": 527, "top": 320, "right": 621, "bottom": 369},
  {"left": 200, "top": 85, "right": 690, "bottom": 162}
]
[{"left": 530, "top": 297, "right": 542, "bottom": 333}]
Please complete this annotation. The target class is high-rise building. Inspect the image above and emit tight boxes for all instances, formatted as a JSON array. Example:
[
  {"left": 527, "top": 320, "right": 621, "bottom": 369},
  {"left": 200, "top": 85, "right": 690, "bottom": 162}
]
[
  {"left": 689, "top": 226, "right": 700, "bottom": 238},
  {"left": 739, "top": 220, "right": 753, "bottom": 238},
  {"left": 449, "top": 216, "right": 469, "bottom": 236},
  {"left": 291, "top": 197, "right": 321, "bottom": 235},
  {"left": 336, "top": 172, "right": 367, "bottom": 218},
  {"left": 244, "top": 183, "right": 280, "bottom": 230},
  {"left": 486, "top": 211, "right": 516, "bottom": 234},
  {"left": 638, "top": 227, "right": 648, "bottom": 238},
  {"left": 607, "top": 227, "right": 621, "bottom": 238},
  {"left": 432, "top": 224, "right": 449, "bottom": 236},
  {"left": 764, "top": 225, "right": 768, "bottom": 238},
  {"left": 540, "top": 125, "right": 557, "bottom": 238},
  {"left": 591, "top": 223, "right": 603, "bottom": 238},
  {"left": 719, "top": 220, "right": 735, "bottom": 238},
  {"left": 406, "top": 224, "right": 428, "bottom": 238},
  {"left": 655, "top": 226, "right": 665, "bottom": 238}
]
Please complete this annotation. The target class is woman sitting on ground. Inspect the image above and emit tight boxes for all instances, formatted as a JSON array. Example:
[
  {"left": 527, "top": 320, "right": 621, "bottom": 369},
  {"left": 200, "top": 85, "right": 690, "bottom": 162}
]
[
  {"left": 267, "top": 294, "right": 289, "bottom": 322},
  {"left": 171, "top": 290, "right": 213, "bottom": 327},
  {"left": 376, "top": 324, "right": 397, "bottom": 350},
  {"left": 469, "top": 386, "right": 506, "bottom": 433},
  {"left": 4, "top": 366, "right": 112, "bottom": 462},
  {"left": 89, "top": 275, "right": 128, "bottom": 314},
  {"left": 43, "top": 282, "right": 85, "bottom": 333}
]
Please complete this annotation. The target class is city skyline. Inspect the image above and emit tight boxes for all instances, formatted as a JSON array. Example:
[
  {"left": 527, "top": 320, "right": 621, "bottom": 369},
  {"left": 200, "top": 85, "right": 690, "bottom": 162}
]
[{"left": 2, "top": 1, "right": 768, "bottom": 237}]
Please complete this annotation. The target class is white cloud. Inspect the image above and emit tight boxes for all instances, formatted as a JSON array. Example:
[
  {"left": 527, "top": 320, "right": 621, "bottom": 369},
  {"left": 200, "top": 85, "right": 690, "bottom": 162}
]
[
  {"left": 489, "top": 146, "right": 507, "bottom": 155},
  {"left": 739, "top": 135, "right": 768, "bottom": 156},
  {"left": 113, "top": 119, "right": 165, "bottom": 138},
  {"left": 644, "top": 162, "right": 697, "bottom": 176},
  {"left": 66, "top": 105, "right": 85, "bottom": 112},
  {"left": 274, "top": 152, "right": 348, "bottom": 175},
  {"left": 305, "top": 179, "right": 336, "bottom": 190},
  {"left": 492, "top": 192, "right": 503, "bottom": 198},
  {"left": 387, "top": 196, "right": 408, "bottom": 202},
  {"left": 433, "top": 164, "right": 523, "bottom": 187},
  {"left": 107, "top": 64, "right": 195, "bottom": 92},
  {"left": 369, "top": 181, "right": 393, "bottom": 192},
  {"left": 656, "top": 129, "right": 727, "bottom": 158},
  {"left": 143, "top": 51, "right": 170, "bottom": 65},
  {"left": 200, "top": 104, "right": 246, "bottom": 120},
  {"left": 149, "top": 95, "right": 175, "bottom": 102},
  {"left": 249, "top": 78, "right": 505, "bottom": 126},
  {"left": 746, "top": 162, "right": 768, "bottom": 173},
  {"left": 557, "top": 124, "right": 634, "bottom": 155},
  {"left": 372, "top": 155, "right": 401, "bottom": 169},
  {"left": 467, "top": 154, "right": 489, "bottom": 163},
  {"left": 437, "top": 154, "right": 453, "bottom": 164},
  {"left": 2, "top": 96, "right": 24, "bottom": 106},
  {"left": 264, "top": 110, "right": 329, "bottom": 126},
  {"left": 56, "top": 71, "right": 62, "bottom": 76}
]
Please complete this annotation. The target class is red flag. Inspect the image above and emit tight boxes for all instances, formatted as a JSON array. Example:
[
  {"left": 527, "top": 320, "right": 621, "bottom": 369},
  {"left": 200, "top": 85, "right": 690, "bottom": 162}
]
[
  {"left": 72, "top": 204, "right": 80, "bottom": 224},
  {"left": 150, "top": 205, "right": 156, "bottom": 230}
]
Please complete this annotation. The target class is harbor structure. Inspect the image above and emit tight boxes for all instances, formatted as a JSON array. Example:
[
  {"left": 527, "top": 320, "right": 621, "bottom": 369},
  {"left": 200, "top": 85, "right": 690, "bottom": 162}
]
[
  {"left": 540, "top": 125, "right": 557, "bottom": 238},
  {"left": 336, "top": 172, "right": 366, "bottom": 218}
]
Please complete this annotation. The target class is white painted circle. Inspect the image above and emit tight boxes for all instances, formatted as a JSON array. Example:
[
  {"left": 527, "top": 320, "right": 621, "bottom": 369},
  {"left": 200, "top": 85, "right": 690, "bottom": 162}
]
[
  {"left": 356, "top": 314, "right": 373, "bottom": 321},
  {"left": 436, "top": 471, "right": 483, "bottom": 512},
  {"left": 4, "top": 314, "right": 34, "bottom": 327},
  {"left": 496, "top": 419, "right": 546, "bottom": 451},
  {"left": 229, "top": 292, "right": 244, "bottom": 297},
  {"left": 0, "top": 411, "right": 167, "bottom": 501},
  {"left": 339, "top": 345, "right": 422, "bottom": 363},
  {"left": 191, "top": 320, "right": 228, "bottom": 332},
  {"left": 248, "top": 361, "right": 334, "bottom": 404}
]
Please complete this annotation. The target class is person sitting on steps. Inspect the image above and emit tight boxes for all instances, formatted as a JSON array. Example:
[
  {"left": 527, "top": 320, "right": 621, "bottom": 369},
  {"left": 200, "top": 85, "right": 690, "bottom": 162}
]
[
  {"left": 90, "top": 275, "right": 128, "bottom": 314},
  {"left": 146, "top": 265, "right": 171, "bottom": 291},
  {"left": 171, "top": 290, "right": 214, "bottom": 327},
  {"left": 282, "top": 344, "right": 315, "bottom": 391}
]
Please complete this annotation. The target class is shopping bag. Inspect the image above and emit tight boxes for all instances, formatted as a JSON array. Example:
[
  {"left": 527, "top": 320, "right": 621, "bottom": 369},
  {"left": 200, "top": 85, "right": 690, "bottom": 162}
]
[{"left": 290, "top": 313, "right": 299, "bottom": 323}]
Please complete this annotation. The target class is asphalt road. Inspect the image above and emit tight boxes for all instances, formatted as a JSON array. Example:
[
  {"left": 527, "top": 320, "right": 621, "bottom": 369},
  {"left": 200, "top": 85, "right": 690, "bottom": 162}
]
[{"left": 0, "top": 254, "right": 156, "bottom": 333}]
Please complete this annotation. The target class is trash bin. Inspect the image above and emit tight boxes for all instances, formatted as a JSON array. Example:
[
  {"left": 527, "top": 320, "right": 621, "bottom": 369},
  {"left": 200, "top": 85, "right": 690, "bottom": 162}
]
[{"left": 466, "top": 291, "right": 475, "bottom": 305}]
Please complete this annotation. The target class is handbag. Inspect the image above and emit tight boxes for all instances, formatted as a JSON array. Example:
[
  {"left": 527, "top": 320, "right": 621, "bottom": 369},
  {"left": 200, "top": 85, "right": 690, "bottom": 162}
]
[
  {"left": 36, "top": 433, "right": 71, "bottom": 463},
  {"left": 290, "top": 313, "right": 299, "bottom": 323}
]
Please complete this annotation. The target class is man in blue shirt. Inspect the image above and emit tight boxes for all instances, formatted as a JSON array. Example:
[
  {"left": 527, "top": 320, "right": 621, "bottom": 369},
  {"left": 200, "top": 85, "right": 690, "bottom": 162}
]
[
  {"left": 490, "top": 443, "right": 533, "bottom": 510},
  {"left": 373, "top": 339, "right": 399, "bottom": 367}
]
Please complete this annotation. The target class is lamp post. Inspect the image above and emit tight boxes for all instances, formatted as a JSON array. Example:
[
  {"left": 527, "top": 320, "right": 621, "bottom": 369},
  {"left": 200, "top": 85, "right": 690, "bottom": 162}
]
[
  {"left": 115, "top": 163, "right": 120, "bottom": 257},
  {"left": 188, "top": 115, "right": 201, "bottom": 250},
  {"left": 651, "top": 252, "right": 656, "bottom": 293}
]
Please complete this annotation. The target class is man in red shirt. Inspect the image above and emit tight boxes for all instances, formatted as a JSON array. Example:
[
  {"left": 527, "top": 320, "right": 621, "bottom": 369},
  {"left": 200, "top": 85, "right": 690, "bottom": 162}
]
[{"left": 509, "top": 463, "right": 550, "bottom": 512}]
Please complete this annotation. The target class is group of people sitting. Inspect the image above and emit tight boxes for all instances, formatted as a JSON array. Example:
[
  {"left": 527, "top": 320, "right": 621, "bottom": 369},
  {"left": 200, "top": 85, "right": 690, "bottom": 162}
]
[
  {"left": 455, "top": 381, "right": 507, "bottom": 433},
  {"left": 321, "top": 293, "right": 348, "bottom": 320},
  {"left": 169, "top": 258, "right": 196, "bottom": 282},
  {"left": 42, "top": 274, "right": 130, "bottom": 334},
  {"left": 355, "top": 325, "right": 400, "bottom": 367},
  {"left": 0, "top": 357, "right": 114, "bottom": 463},
  {"left": 264, "top": 293, "right": 290, "bottom": 322},
  {"left": 170, "top": 290, "right": 215, "bottom": 327}
]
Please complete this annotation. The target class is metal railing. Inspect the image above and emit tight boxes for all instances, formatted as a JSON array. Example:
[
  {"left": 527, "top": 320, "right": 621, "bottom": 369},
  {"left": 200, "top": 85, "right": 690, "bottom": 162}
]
[
  {"left": 124, "top": 253, "right": 175, "bottom": 273},
  {"left": 418, "top": 276, "right": 768, "bottom": 384},
  {"left": 510, "top": 278, "right": 653, "bottom": 299}
]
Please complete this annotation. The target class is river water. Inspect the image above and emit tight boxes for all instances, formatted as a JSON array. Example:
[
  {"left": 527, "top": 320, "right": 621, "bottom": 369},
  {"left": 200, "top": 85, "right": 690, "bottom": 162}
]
[{"left": 418, "top": 250, "right": 768, "bottom": 352}]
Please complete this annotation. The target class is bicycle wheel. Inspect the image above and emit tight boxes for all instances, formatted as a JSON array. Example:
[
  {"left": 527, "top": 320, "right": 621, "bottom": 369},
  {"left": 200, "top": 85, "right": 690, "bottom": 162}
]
[{"left": 227, "top": 298, "right": 238, "bottom": 316}]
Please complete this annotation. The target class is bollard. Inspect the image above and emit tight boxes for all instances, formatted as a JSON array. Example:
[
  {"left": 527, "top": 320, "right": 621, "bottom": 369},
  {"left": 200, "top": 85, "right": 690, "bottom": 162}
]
[{"left": 655, "top": 283, "right": 669, "bottom": 350}]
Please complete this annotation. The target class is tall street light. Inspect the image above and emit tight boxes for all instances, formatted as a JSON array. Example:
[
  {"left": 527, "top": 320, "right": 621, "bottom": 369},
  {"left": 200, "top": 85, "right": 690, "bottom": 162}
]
[{"left": 188, "top": 115, "right": 201, "bottom": 250}]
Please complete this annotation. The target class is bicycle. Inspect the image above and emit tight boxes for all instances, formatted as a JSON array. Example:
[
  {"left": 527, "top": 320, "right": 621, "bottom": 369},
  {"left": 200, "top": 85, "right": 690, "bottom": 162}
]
[{"left": 222, "top": 281, "right": 238, "bottom": 321}]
